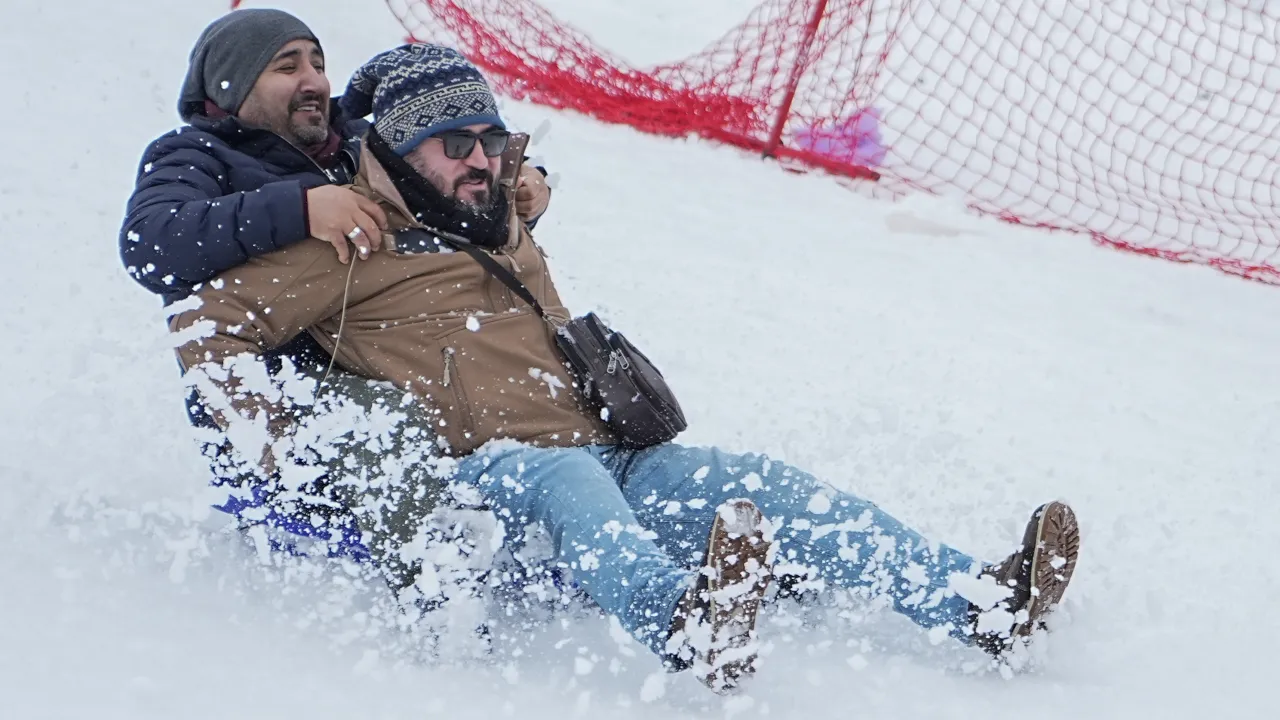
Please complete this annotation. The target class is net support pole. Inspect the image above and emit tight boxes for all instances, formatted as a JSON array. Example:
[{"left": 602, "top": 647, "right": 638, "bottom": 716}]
[{"left": 763, "top": 0, "right": 829, "bottom": 158}]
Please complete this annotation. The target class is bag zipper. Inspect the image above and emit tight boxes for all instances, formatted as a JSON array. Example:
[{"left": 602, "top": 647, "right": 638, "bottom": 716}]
[{"left": 607, "top": 349, "right": 631, "bottom": 375}]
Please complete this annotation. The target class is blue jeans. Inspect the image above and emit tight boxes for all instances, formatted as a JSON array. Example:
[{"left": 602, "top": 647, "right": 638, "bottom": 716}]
[{"left": 453, "top": 443, "right": 978, "bottom": 657}]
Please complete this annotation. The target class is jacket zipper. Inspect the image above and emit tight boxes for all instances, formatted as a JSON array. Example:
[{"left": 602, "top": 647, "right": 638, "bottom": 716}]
[
  {"left": 441, "top": 347, "right": 476, "bottom": 436},
  {"left": 442, "top": 347, "right": 455, "bottom": 387},
  {"left": 265, "top": 129, "right": 339, "bottom": 182}
]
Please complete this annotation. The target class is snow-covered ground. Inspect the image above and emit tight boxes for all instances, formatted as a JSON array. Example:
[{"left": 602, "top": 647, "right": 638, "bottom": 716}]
[{"left": 2, "top": 0, "right": 1278, "bottom": 717}]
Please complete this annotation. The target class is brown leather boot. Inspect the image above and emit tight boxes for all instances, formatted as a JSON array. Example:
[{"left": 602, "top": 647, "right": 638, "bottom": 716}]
[
  {"left": 666, "top": 499, "right": 774, "bottom": 694},
  {"left": 972, "top": 501, "right": 1081, "bottom": 657}
]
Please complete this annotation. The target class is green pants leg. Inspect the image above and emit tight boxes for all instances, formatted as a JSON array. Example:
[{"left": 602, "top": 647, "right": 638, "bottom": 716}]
[{"left": 290, "top": 369, "right": 449, "bottom": 592}]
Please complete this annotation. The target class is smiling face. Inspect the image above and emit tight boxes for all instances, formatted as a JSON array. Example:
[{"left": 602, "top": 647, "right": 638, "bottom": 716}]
[
  {"left": 236, "top": 39, "right": 330, "bottom": 150},
  {"left": 403, "top": 123, "right": 503, "bottom": 208}
]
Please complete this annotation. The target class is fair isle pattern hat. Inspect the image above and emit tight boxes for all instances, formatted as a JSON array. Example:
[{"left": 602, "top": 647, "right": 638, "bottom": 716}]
[{"left": 340, "top": 43, "right": 505, "bottom": 156}]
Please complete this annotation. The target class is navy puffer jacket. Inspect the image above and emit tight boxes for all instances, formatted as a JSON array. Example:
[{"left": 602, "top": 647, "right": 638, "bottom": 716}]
[{"left": 120, "top": 100, "right": 367, "bottom": 304}]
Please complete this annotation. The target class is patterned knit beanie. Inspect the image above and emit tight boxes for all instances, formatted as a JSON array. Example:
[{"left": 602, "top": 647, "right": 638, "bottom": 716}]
[{"left": 340, "top": 44, "right": 505, "bottom": 156}]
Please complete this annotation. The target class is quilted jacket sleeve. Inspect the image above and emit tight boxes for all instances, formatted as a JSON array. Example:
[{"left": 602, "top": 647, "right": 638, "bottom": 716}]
[{"left": 119, "top": 131, "right": 310, "bottom": 297}]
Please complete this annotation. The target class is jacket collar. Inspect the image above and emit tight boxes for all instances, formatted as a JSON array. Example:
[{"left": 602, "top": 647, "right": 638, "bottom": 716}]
[
  {"left": 184, "top": 98, "right": 367, "bottom": 178},
  {"left": 353, "top": 137, "right": 416, "bottom": 232},
  {"left": 353, "top": 137, "right": 522, "bottom": 252}
]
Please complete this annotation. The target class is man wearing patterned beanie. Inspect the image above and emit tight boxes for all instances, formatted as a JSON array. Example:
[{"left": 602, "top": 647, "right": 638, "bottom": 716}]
[
  {"left": 339, "top": 44, "right": 537, "bottom": 247},
  {"left": 168, "top": 43, "right": 1081, "bottom": 695}
]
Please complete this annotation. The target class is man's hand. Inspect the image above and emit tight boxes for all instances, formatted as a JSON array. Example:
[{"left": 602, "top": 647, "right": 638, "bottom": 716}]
[
  {"left": 515, "top": 165, "right": 550, "bottom": 222},
  {"left": 306, "top": 185, "right": 388, "bottom": 264}
]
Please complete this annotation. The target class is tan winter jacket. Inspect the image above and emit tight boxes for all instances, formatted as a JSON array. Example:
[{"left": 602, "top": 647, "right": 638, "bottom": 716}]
[{"left": 170, "top": 135, "right": 614, "bottom": 457}]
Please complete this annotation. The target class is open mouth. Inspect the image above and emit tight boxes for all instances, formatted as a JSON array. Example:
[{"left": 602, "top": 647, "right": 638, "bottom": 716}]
[{"left": 293, "top": 101, "right": 322, "bottom": 116}]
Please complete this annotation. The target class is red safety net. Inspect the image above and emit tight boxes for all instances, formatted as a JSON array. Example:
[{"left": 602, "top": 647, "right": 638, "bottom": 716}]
[{"left": 383, "top": 0, "right": 1280, "bottom": 283}]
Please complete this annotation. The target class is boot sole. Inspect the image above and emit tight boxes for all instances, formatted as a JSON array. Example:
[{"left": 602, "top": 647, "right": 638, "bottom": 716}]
[
  {"left": 1017, "top": 501, "right": 1080, "bottom": 637},
  {"left": 701, "top": 499, "right": 773, "bottom": 694}
]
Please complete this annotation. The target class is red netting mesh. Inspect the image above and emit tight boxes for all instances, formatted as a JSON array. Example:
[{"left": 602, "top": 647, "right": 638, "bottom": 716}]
[{"left": 387, "top": 0, "right": 1280, "bottom": 284}]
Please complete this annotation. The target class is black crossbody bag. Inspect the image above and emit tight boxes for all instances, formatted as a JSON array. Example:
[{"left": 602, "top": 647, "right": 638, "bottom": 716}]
[{"left": 433, "top": 233, "right": 687, "bottom": 448}]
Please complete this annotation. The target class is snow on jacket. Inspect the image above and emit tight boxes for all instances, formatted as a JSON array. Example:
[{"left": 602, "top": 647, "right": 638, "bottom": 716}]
[
  {"left": 119, "top": 99, "right": 367, "bottom": 304},
  {"left": 169, "top": 135, "right": 614, "bottom": 458}
]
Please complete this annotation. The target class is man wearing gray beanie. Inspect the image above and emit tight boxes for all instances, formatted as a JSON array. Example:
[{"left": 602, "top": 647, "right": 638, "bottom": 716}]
[
  {"left": 120, "top": 12, "right": 554, "bottom": 613},
  {"left": 122, "top": 7, "right": 389, "bottom": 302},
  {"left": 118, "top": 15, "right": 558, "bottom": 630}
]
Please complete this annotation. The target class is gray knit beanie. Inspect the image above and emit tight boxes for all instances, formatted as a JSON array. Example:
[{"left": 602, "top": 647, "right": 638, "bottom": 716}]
[
  {"left": 340, "top": 44, "right": 504, "bottom": 156},
  {"left": 179, "top": 9, "right": 320, "bottom": 120}
]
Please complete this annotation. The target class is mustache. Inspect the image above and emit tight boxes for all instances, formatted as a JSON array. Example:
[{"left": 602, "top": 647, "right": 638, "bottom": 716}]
[
  {"left": 454, "top": 167, "right": 495, "bottom": 192},
  {"left": 288, "top": 92, "right": 327, "bottom": 113}
]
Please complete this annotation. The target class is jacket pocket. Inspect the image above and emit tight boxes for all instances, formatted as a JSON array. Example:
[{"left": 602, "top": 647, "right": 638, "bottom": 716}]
[{"left": 441, "top": 346, "right": 477, "bottom": 439}]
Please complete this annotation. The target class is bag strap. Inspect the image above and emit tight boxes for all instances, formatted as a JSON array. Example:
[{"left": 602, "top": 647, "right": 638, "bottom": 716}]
[{"left": 429, "top": 230, "right": 547, "bottom": 318}]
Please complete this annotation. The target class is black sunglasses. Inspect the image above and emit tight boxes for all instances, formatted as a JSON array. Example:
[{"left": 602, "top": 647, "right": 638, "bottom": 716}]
[{"left": 435, "top": 128, "right": 511, "bottom": 160}]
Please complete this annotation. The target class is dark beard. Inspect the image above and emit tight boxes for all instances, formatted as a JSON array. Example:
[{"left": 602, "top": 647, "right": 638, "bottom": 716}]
[
  {"left": 367, "top": 128, "right": 510, "bottom": 249},
  {"left": 440, "top": 166, "right": 496, "bottom": 207},
  {"left": 290, "top": 117, "right": 329, "bottom": 149},
  {"left": 286, "top": 92, "right": 330, "bottom": 149}
]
